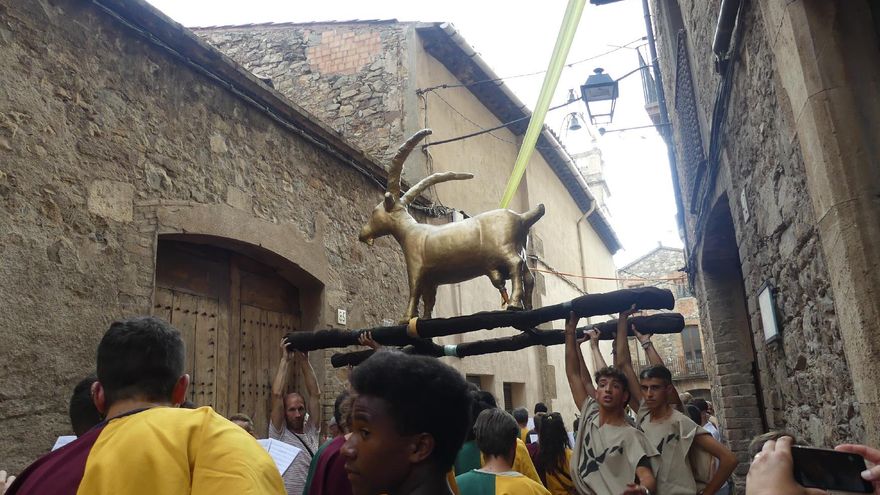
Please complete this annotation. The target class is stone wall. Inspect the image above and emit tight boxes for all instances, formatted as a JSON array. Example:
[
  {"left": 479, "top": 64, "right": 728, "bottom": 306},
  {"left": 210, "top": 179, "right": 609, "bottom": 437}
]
[
  {"left": 651, "top": 0, "right": 864, "bottom": 463},
  {"left": 0, "top": 0, "right": 408, "bottom": 470},
  {"left": 620, "top": 247, "right": 688, "bottom": 281},
  {"left": 196, "top": 22, "right": 409, "bottom": 163}
]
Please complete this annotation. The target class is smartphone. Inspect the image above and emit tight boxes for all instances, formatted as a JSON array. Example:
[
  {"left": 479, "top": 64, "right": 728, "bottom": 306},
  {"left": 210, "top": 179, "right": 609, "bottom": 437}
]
[{"left": 791, "top": 445, "right": 873, "bottom": 493}]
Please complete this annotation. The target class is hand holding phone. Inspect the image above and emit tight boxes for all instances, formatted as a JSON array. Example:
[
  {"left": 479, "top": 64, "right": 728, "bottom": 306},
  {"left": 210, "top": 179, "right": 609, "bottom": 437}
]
[
  {"left": 746, "top": 436, "right": 828, "bottom": 495},
  {"left": 792, "top": 445, "right": 874, "bottom": 494},
  {"left": 836, "top": 444, "right": 880, "bottom": 494}
]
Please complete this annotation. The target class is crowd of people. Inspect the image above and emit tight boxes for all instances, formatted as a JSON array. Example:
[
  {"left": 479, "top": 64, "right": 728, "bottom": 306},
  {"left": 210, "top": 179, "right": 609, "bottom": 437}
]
[{"left": 2, "top": 311, "right": 879, "bottom": 495}]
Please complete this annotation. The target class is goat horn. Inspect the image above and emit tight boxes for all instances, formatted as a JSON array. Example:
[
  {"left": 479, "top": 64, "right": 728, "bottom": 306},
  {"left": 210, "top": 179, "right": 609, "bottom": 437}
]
[
  {"left": 387, "top": 129, "right": 432, "bottom": 198},
  {"left": 401, "top": 172, "right": 474, "bottom": 205}
]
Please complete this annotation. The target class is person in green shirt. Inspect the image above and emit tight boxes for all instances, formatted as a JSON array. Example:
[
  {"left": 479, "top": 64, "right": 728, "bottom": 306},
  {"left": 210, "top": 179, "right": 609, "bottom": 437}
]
[
  {"left": 456, "top": 409, "right": 550, "bottom": 495},
  {"left": 454, "top": 389, "right": 541, "bottom": 485}
]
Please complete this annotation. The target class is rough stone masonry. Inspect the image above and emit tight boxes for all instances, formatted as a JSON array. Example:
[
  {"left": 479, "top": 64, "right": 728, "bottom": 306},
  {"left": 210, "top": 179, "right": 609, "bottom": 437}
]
[
  {"left": 0, "top": 0, "right": 410, "bottom": 470},
  {"left": 196, "top": 22, "right": 409, "bottom": 163}
]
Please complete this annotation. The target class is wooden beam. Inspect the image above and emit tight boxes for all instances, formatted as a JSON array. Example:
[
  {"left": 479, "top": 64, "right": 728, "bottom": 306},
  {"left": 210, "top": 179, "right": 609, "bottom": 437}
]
[
  {"left": 329, "top": 312, "right": 686, "bottom": 368},
  {"left": 284, "top": 287, "right": 675, "bottom": 352}
]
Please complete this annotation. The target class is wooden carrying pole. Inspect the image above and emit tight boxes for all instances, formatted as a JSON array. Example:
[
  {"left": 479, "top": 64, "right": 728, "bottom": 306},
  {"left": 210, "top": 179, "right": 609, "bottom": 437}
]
[
  {"left": 328, "top": 312, "right": 686, "bottom": 368},
  {"left": 283, "top": 287, "right": 675, "bottom": 352}
]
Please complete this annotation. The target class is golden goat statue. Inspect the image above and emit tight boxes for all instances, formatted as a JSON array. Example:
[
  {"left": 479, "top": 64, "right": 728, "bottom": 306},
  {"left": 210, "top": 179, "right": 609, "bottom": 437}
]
[{"left": 359, "top": 129, "right": 545, "bottom": 321}]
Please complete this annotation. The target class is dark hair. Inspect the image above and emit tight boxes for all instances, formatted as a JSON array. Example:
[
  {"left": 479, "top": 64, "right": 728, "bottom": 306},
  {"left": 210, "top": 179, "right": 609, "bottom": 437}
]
[
  {"left": 350, "top": 350, "right": 472, "bottom": 471},
  {"left": 334, "top": 390, "right": 351, "bottom": 428},
  {"left": 69, "top": 375, "right": 101, "bottom": 436},
  {"left": 466, "top": 389, "right": 498, "bottom": 441},
  {"left": 97, "top": 317, "right": 185, "bottom": 406},
  {"left": 693, "top": 398, "right": 709, "bottom": 412},
  {"left": 476, "top": 391, "right": 497, "bottom": 408},
  {"left": 180, "top": 401, "right": 197, "bottom": 409},
  {"left": 685, "top": 405, "right": 702, "bottom": 425},
  {"left": 594, "top": 366, "right": 631, "bottom": 404},
  {"left": 534, "top": 402, "right": 548, "bottom": 414},
  {"left": 594, "top": 366, "right": 630, "bottom": 392},
  {"left": 639, "top": 365, "right": 673, "bottom": 384},
  {"left": 512, "top": 407, "right": 529, "bottom": 425},
  {"left": 535, "top": 412, "right": 570, "bottom": 481},
  {"left": 533, "top": 412, "right": 548, "bottom": 434},
  {"left": 473, "top": 408, "right": 518, "bottom": 457}
]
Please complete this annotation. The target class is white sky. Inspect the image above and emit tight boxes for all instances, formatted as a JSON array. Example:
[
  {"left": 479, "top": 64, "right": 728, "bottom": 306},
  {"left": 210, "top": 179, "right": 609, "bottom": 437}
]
[{"left": 146, "top": 0, "right": 683, "bottom": 267}]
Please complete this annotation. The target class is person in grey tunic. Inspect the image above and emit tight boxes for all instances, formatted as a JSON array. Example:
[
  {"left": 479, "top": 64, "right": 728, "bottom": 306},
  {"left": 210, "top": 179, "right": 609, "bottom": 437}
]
[
  {"left": 614, "top": 305, "right": 738, "bottom": 495},
  {"left": 564, "top": 311, "right": 658, "bottom": 495}
]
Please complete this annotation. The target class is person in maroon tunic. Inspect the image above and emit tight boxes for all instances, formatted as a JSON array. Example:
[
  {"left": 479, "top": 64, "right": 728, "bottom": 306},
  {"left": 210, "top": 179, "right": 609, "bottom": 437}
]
[{"left": 308, "top": 391, "right": 353, "bottom": 495}]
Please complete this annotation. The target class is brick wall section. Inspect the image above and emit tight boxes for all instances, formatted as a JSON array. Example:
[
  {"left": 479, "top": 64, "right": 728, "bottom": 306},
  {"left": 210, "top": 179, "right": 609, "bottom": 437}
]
[
  {"left": 619, "top": 247, "right": 709, "bottom": 393},
  {"left": 196, "top": 23, "right": 407, "bottom": 162},
  {"left": 0, "top": 1, "right": 408, "bottom": 469},
  {"left": 308, "top": 29, "right": 382, "bottom": 75},
  {"left": 650, "top": 0, "right": 863, "bottom": 467}
]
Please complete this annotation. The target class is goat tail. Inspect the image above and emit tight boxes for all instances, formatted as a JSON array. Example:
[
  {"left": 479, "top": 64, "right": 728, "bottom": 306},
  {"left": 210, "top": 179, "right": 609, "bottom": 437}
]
[{"left": 520, "top": 203, "right": 545, "bottom": 229}]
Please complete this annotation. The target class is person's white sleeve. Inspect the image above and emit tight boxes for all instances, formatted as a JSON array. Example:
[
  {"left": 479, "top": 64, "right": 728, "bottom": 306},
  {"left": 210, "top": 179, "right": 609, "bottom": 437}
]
[{"left": 268, "top": 420, "right": 283, "bottom": 440}]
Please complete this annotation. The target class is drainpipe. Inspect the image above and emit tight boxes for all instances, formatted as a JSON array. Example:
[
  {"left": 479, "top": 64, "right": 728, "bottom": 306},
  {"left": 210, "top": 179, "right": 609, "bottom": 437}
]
[
  {"left": 713, "top": 0, "right": 740, "bottom": 72},
  {"left": 576, "top": 200, "right": 598, "bottom": 293}
]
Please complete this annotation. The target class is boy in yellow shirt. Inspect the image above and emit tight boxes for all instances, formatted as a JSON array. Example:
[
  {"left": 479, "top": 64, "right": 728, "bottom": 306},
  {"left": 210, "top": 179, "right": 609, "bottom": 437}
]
[
  {"left": 8, "top": 317, "right": 283, "bottom": 495},
  {"left": 456, "top": 409, "right": 550, "bottom": 495}
]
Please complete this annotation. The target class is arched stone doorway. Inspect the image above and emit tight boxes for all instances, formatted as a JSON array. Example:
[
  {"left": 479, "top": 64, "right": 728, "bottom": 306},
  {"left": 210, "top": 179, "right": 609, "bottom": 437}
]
[
  {"left": 149, "top": 235, "right": 326, "bottom": 441},
  {"left": 698, "top": 195, "right": 767, "bottom": 474},
  {"left": 143, "top": 203, "right": 329, "bottom": 435}
]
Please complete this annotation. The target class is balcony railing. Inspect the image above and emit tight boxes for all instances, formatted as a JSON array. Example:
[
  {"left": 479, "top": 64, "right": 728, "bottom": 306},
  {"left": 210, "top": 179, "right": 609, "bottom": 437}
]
[
  {"left": 638, "top": 48, "right": 661, "bottom": 126},
  {"left": 633, "top": 355, "right": 707, "bottom": 380}
]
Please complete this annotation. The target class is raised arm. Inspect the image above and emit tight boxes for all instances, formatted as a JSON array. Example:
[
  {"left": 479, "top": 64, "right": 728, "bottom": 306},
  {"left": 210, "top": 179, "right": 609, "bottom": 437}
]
[
  {"left": 633, "top": 326, "right": 663, "bottom": 366},
  {"left": 575, "top": 331, "right": 594, "bottom": 390},
  {"left": 587, "top": 327, "right": 607, "bottom": 370},
  {"left": 565, "top": 312, "right": 594, "bottom": 409},
  {"left": 297, "top": 351, "right": 321, "bottom": 427},
  {"left": 578, "top": 334, "right": 595, "bottom": 400},
  {"left": 270, "top": 337, "right": 294, "bottom": 431},
  {"left": 613, "top": 305, "right": 642, "bottom": 410},
  {"left": 633, "top": 326, "right": 684, "bottom": 410},
  {"left": 575, "top": 327, "right": 605, "bottom": 394}
]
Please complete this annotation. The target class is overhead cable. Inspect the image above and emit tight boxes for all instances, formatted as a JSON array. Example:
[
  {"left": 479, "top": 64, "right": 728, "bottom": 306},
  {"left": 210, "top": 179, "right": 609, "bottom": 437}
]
[
  {"left": 416, "top": 36, "right": 647, "bottom": 95},
  {"left": 422, "top": 98, "right": 580, "bottom": 149}
]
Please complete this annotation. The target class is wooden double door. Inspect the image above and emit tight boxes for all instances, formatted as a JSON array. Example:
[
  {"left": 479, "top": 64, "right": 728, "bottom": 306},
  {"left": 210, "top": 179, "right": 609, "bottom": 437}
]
[{"left": 152, "top": 240, "right": 302, "bottom": 436}]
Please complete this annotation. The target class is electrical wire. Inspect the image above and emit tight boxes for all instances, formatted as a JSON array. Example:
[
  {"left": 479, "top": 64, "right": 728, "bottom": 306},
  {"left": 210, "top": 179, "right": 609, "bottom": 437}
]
[
  {"left": 422, "top": 97, "right": 580, "bottom": 149},
  {"left": 531, "top": 267, "right": 686, "bottom": 283},
  {"left": 427, "top": 91, "right": 567, "bottom": 152},
  {"left": 416, "top": 36, "right": 647, "bottom": 94},
  {"left": 422, "top": 60, "right": 655, "bottom": 150}
]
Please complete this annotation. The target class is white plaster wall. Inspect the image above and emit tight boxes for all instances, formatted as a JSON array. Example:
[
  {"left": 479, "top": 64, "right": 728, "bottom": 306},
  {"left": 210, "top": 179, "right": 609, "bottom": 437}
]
[{"left": 413, "top": 35, "right": 619, "bottom": 420}]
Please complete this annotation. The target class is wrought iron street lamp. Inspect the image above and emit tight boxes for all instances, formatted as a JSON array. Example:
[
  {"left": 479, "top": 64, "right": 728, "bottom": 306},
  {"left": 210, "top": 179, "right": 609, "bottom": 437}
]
[{"left": 580, "top": 68, "right": 619, "bottom": 125}]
